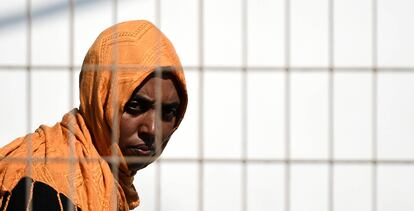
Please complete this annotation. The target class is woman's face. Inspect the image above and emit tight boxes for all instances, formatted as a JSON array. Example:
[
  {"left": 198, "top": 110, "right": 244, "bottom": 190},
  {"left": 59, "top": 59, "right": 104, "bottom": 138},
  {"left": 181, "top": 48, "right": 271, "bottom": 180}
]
[{"left": 119, "top": 75, "right": 181, "bottom": 173}]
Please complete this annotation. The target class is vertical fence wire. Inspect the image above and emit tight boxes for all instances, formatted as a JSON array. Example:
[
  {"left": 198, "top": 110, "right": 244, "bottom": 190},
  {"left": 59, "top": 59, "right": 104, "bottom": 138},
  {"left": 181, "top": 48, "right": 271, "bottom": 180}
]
[
  {"left": 198, "top": 0, "right": 205, "bottom": 211},
  {"left": 371, "top": 0, "right": 378, "bottom": 211},
  {"left": 241, "top": 0, "right": 248, "bottom": 210},
  {"left": 328, "top": 0, "right": 335, "bottom": 211},
  {"left": 284, "top": 0, "right": 291, "bottom": 211},
  {"left": 25, "top": 0, "right": 33, "bottom": 209},
  {"left": 67, "top": 0, "right": 76, "bottom": 210},
  {"left": 155, "top": 1, "right": 162, "bottom": 211},
  {"left": 110, "top": 0, "right": 119, "bottom": 210},
  {"left": 68, "top": 0, "right": 75, "bottom": 111}
]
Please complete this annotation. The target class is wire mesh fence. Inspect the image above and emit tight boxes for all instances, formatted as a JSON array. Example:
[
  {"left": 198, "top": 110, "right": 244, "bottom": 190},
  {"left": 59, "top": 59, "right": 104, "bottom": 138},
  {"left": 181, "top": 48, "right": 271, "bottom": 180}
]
[{"left": 1, "top": 0, "right": 414, "bottom": 210}]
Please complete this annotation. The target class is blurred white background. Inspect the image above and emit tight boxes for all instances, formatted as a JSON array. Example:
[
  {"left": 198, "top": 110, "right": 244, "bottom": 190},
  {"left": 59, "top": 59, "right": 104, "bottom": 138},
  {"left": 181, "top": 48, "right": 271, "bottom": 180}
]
[{"left": 1, "top": 0, "right": 414, "bottom": 210}]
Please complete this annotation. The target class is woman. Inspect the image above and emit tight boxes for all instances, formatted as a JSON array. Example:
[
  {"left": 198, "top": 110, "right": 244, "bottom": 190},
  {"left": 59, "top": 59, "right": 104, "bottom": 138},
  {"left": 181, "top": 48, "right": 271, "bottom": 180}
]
[{"left": 0, "top": 20, "right": 187, "bottom": 210}]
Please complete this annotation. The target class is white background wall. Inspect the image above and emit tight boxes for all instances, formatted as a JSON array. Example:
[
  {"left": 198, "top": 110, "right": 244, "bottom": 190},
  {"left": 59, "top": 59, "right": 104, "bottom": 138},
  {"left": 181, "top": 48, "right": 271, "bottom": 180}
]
[{"left": 1, "top": 0, "right": 414, "bottom": 210}]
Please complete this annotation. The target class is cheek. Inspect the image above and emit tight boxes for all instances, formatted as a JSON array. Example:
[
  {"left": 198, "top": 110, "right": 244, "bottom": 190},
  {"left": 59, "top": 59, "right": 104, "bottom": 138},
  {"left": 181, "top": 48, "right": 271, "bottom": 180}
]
[
  {"left": 161, "top": 119, "right": 176, "bottom": 139},
  {"left": 120, "top": 114, "right": 137, "bottom": 139}
]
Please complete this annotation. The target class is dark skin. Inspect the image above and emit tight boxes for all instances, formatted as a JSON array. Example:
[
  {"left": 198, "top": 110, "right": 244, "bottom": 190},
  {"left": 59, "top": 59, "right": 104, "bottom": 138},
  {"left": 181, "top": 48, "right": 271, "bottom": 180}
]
[{"left": 119, "top": 74, "right": 181, "bottom": 174}]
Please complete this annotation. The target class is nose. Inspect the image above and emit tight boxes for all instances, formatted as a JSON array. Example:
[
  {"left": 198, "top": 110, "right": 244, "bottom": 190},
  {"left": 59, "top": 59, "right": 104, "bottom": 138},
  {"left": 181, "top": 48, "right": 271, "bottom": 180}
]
[{"left": 138, "top": 109, "right": 156, "bottom": 145}]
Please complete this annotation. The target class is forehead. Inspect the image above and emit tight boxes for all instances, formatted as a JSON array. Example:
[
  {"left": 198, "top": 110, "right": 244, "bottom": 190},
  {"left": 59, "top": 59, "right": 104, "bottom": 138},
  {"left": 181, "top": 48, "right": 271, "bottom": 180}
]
[{"left": 135, "top": 77, "right": 180, "bottom": 101}]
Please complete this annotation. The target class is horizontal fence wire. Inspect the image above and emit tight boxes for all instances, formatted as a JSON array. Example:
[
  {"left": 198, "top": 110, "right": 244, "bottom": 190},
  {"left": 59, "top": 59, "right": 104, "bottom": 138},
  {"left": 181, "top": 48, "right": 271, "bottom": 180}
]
[
  {"left": 2, "top": 156, "right": 414, "bottom": 165},
  {"left": 2, "top": 65, "right": 414, "bottom": 72}
]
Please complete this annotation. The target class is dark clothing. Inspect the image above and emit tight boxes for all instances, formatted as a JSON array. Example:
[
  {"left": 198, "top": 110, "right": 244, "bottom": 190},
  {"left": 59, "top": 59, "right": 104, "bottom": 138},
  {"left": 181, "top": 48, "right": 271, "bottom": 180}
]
[{"left": 1, "top": 177, "right": 80, "bottom": 211}]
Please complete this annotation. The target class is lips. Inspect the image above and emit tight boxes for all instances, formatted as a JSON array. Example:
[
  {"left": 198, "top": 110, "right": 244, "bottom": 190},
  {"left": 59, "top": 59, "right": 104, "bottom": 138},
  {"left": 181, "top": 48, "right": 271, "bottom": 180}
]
[{"left": 125, "top": 144, "right": 155, "bottom": 157}]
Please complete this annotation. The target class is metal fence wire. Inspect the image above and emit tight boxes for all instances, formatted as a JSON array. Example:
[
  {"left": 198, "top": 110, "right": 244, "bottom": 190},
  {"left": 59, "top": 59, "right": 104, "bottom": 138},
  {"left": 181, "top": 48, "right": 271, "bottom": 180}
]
[{"left": 0, "top": 0, "right": 414, "bottom": 210}]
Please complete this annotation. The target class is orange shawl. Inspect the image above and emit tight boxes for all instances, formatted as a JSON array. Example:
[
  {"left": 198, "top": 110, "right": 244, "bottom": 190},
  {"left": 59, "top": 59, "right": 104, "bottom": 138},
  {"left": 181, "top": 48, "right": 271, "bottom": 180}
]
[{"left": 0, "top": 20, "right": 187, "bottom": 210}]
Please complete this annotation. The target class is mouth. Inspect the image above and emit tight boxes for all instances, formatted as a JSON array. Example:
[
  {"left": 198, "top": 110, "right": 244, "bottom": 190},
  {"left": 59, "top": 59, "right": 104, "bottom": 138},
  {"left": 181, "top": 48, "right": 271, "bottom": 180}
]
[
  {"left": 125, "top": 144, "right": 155, "bottom": 157},
  {"left": 123, "top": 144, "right": 158, "bottom": 172}
]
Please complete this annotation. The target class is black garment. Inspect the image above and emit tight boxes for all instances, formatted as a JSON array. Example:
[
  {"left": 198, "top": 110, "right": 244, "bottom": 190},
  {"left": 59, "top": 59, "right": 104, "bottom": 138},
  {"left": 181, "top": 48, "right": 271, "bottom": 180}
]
[{"left": 0, "top": 177, "right": 81, "bottom": 211}]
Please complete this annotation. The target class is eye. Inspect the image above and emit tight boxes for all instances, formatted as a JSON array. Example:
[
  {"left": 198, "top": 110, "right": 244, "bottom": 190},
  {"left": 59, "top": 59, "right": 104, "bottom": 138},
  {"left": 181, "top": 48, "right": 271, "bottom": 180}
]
[
  {"left": 125, "top": 99, "right": 148, "bottom": 115},
  {"left": 162, "top": 107, "right": 178, "bottom": 122}
]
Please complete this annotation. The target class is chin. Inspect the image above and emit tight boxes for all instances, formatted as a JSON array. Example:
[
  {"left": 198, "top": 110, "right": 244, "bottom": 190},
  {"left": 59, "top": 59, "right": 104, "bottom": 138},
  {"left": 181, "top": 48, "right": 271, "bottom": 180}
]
[
  {"left": 128, "top": 162, "right": 150, "bottom": 173},
  {"left": 124, "top": 153, "right": 160, "bottom": 173}
]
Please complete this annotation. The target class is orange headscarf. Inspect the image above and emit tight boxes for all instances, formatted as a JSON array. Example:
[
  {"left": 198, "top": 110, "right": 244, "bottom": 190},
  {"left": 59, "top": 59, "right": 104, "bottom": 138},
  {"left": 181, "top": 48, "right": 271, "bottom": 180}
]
[{"left": 0, "top": 20, "right": 188, "bottom": 210}]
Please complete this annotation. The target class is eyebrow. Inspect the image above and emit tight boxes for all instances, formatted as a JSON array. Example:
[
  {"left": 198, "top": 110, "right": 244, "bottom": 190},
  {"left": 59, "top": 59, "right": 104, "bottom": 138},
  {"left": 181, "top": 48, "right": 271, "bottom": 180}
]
[
  {"left": 134, "top": 94, "right": 180, "bottom": 106},
  {"left": 163, "top": 102, "right": 180, "bottom": 109},
  {"left": 134, "top": 94, "right": 154, "bottom": 104}
]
